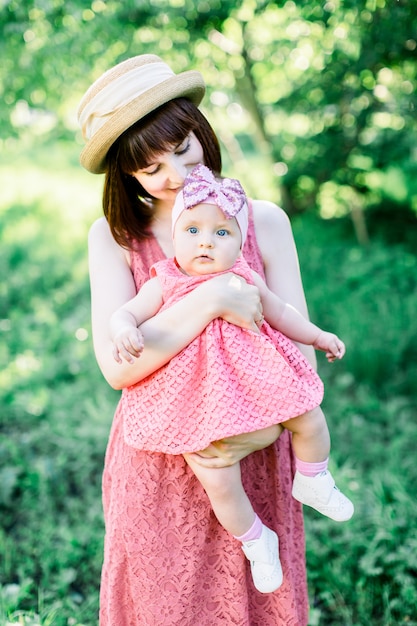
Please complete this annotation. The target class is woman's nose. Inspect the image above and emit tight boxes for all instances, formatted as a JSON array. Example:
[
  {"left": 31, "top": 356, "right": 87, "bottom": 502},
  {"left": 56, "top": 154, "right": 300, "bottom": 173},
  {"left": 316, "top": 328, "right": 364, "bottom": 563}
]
[{"left": 166, "top": 157, "right": 188, "bottom": 184}]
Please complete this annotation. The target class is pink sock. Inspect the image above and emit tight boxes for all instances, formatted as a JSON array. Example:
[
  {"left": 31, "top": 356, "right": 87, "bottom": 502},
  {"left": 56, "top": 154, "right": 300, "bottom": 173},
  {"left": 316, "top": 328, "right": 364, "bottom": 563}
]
[
  {"left": 233, "top": 513, "right": 263, "bottom": 542},
  {"left": 295, "top": 457, "right": 329, "bottom": 477}
]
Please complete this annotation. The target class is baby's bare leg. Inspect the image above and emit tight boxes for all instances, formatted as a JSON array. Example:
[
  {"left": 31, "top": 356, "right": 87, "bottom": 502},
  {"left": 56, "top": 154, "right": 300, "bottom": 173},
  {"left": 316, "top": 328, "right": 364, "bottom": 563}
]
[
  {"left": 284, "top": 406, "right": 330, "bottom": 462},
  {"left": 287, "top": 407, "right": 354, "bottom": 522},
  {"left": 186, "top": 429, "right": 284, "bottom": 593},
  {"left": 183, "top": 453, "right": 255, "bottom": 537}
]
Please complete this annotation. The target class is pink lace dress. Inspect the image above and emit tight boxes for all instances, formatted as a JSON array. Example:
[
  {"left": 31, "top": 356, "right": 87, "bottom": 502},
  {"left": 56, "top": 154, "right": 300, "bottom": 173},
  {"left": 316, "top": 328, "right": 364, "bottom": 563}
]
[
  {"left": 100, "top": 206, "right": 310, "bottom": 625},
  {"left": 122, "top": 255, "right": 323, "bottom": 454}
]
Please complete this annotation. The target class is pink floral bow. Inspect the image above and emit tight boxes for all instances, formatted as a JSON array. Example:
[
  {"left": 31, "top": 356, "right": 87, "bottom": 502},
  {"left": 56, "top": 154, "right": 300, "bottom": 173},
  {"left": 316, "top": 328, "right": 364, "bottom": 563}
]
[{"left": 182, "top": 164, "right": 246, "bottom": 218}]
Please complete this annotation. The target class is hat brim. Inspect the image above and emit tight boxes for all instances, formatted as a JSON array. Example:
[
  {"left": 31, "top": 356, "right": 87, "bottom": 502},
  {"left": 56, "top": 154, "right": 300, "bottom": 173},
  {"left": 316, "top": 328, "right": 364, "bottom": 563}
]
[{"left": 80, "top": 71, "right": 205, "bottom": 174}]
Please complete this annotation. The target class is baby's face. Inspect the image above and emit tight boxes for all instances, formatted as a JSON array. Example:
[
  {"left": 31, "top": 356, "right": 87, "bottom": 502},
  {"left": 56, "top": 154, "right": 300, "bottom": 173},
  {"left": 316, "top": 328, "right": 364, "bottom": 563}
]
[{"left": 173, "top": 202, "right": 242, "bottom": 276}]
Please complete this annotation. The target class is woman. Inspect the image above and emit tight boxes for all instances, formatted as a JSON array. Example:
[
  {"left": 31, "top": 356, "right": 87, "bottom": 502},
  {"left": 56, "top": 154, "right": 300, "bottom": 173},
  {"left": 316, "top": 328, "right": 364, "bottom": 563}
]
[{"left": 78, "top": 54, "right": 315, "bottom": 625}]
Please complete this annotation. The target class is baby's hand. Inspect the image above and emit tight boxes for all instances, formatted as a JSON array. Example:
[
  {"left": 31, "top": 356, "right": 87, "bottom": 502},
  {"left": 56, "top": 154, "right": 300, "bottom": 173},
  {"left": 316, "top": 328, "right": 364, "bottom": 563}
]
[
  {"left": 313, "top": 331, "right": 345, "bottom": 362},
  {"left": 112, "top": 328, "right": 144, "bottom": 364}
]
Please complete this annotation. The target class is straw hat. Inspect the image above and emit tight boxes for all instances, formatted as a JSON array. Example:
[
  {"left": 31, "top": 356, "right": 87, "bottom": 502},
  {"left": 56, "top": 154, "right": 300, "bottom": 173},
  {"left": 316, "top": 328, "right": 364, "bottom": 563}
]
[{"left": 78, "top": 54, "right": 206, "bottom": 174}]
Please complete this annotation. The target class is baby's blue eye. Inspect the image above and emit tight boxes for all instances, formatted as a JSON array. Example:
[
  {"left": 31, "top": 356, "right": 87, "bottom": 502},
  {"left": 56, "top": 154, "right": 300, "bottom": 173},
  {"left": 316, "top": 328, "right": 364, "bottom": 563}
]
[
  {"left": 217, "top": 229, "right": 228, "bottom": 237},
  {"left": 187, "top": 226, "right": 198, "bottom": 234}
]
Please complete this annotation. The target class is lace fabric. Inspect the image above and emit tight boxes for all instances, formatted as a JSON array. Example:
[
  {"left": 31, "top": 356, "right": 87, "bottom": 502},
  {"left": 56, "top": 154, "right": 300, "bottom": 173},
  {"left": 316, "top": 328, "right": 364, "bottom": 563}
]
[
  {"left": 100, "top": 205, "right": 309, "bottom": 625},
  {"left": 122, "top": 256, "right": 323, "bottom": 454}
]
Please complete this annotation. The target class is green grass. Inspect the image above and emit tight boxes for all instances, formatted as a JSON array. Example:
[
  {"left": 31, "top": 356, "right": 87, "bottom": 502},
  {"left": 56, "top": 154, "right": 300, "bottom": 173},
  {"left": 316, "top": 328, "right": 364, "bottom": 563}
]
[
  {"left": 1, "top": 144, "right": 417, "bottom": 625},
  {"left": 294, "top": 214, "right": 417, "bottom": 625}
]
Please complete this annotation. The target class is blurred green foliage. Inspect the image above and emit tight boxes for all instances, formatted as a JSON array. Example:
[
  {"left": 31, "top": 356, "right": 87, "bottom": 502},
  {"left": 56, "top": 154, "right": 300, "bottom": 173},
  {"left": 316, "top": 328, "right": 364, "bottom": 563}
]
[
  {"left": 1, "top": 0, "right": 417, "bottom": 224},
  {"left": 0, "top": 148, "right": 114, "bottom": 625},
  {"left": 294, "top": 214, "right": 417, "bottom": 625},
  {"left": 1, "top": 1, "right": 417, "bottom": 623}
]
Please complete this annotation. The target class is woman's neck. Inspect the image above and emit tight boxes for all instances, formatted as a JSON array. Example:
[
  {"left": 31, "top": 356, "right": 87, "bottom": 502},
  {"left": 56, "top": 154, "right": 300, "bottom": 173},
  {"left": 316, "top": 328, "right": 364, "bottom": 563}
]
[
  {"left": 150, "top": 202, "right": 175, "bottom": 257},
  {"left": 152, "top": 197, "right": 174, "bottom": 219}
]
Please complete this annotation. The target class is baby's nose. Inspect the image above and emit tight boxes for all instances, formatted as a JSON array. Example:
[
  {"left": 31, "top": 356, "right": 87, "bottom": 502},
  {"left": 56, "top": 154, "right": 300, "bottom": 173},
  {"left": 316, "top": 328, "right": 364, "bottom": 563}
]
[{"left": 199, "top": 235, "right": 214, "bottom": 247}]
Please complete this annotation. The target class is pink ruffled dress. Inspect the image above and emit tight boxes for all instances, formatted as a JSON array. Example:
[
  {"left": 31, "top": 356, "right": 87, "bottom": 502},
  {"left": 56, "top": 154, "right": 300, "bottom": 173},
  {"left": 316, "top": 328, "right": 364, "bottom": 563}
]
[
  {"left": 100, "top": 204, "right": 310, "bottom": 625},
  {"left": 122, "top": 256, "right": 323, "bottom": 453}
]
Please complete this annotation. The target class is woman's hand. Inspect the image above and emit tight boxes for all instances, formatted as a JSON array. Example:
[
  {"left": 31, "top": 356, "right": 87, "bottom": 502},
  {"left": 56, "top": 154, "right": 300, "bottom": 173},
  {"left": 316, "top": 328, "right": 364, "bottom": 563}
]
[
  {"left": 202, "top": 272, "right": 263, "bottom": 333},
  {"left": 185, "top": 425, "right": 283, "bottom": 468}
]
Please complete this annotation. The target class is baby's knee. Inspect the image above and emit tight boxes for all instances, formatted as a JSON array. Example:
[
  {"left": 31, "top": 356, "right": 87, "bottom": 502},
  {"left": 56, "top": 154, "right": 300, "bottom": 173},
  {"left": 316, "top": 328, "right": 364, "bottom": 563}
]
[
  {"left": 287, "top": 406, "right": 327, "bottom": 437},
  {"left": 306, "top": 406, "right": 328, "bottom": 434},
  {"left": 201, "top": 466, "right": 242, "bottom": 502},
  {"left": 206, "top": 470, "right": 237, "bottom": 497}
]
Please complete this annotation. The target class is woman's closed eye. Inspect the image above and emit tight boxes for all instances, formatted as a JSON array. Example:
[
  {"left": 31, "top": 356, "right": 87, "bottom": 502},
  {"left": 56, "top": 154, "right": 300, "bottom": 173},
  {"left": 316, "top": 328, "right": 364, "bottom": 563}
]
[
  {"left": 175, "top": 137, "right": 191, "bottom": 155},
  {"left": 139, "top": 160, "right": 160, "bottom": 176},
  {"left": 142, "top": 165, "right": 159, "bottom": 176},
  {"left": 139, "top": 138, "right": 190, "bottom": 176}
]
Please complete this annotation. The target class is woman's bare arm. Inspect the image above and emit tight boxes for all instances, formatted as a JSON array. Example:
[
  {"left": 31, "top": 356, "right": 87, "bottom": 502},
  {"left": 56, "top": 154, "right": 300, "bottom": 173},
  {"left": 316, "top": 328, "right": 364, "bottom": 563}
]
[
  {"left": 252, "top": 200, "right": 317, "bottom": 369},
  {"left": 252, "top": 271, "right": 345, "bottom": 361},
  {"left": 89, "top": 217, "right": 263, "bottom": 389}
]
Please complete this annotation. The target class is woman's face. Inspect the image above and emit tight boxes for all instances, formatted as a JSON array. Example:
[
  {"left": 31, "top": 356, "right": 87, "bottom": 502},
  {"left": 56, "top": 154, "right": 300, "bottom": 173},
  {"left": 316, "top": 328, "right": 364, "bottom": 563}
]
[{"left": 132, "top": 132, "right": 204, "bottom": 205}]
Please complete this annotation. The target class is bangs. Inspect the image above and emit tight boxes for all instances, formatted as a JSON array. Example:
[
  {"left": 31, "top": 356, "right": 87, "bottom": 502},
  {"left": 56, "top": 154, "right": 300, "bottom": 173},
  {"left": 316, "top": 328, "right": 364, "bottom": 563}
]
[
  {"left": 103, "top": 97, "right": 222, "bottom": 247},
  {"left": 116, "top": 98, "right": 198, "bottom": 174}
]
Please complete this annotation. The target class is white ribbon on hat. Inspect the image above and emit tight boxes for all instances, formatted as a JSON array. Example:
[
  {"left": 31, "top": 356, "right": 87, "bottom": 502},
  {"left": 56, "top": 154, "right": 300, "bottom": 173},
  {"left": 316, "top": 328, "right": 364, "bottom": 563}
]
[{"left": 79, "top": 62, "right": 175, "bottom": 141}]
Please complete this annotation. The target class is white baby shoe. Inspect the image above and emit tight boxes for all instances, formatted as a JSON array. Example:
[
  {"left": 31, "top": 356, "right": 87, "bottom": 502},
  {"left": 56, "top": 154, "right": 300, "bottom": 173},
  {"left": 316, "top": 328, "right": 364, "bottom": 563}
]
[
  {"left": 292, "top": 470, "right": 354, "bottom": 522},
  {"left": 241, "top": 524, "right": 283, "bottom": 593}
]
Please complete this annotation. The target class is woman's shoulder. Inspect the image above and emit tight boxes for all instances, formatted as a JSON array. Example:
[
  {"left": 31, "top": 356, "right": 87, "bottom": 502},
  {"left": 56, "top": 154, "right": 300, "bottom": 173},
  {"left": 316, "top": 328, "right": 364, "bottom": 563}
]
[
  {"left": 250, "top": 199, "right": 294, "bottom": 253},
  {"left": 88, "top": 216, "right": 130, "bottom": 263},
  {"left": 88, "top": 216, "right": 112, "bottom": 239},
  {"left": 88, "top": 216, "right": 110, "bottom": 241},
  {"left": 251, "top": 199, "right": 291, "bottom": 230}
]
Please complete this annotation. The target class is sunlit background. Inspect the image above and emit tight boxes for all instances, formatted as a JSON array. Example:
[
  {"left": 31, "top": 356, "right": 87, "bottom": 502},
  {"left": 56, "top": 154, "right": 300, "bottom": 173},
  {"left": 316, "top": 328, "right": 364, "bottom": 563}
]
[{"left": 1, "top": 1, "right": 417, "bottom": 624}]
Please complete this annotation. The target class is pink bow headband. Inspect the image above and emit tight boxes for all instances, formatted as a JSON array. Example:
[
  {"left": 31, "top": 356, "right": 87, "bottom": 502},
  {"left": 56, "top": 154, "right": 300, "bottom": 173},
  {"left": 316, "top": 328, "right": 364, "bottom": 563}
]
[{"left": 172, "top": 164, "right": 248, "bottom": 245}]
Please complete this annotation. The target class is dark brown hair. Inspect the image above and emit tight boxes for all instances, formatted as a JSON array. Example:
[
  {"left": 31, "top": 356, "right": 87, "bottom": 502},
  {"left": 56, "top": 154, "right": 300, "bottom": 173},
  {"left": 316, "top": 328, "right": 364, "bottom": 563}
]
[{"left": 103, "top": 98, "right": 222, "bottom": 248}]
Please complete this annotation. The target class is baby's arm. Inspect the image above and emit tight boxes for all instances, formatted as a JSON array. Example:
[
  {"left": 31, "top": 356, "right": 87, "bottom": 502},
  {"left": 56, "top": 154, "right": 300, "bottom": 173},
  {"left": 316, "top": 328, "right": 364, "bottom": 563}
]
[
  {"left": 110, "top": 277, "right": 163, "bottom": 364},
  {"left": 251, "top": 271, "right": 345, "bottom": 362}
]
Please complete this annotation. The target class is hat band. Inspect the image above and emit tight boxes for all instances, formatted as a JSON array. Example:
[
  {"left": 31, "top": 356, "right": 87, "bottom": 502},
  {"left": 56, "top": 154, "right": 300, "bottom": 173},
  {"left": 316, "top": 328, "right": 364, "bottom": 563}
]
[{"left": 79, "top": 62, "right": 176, "bottom": 141}]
